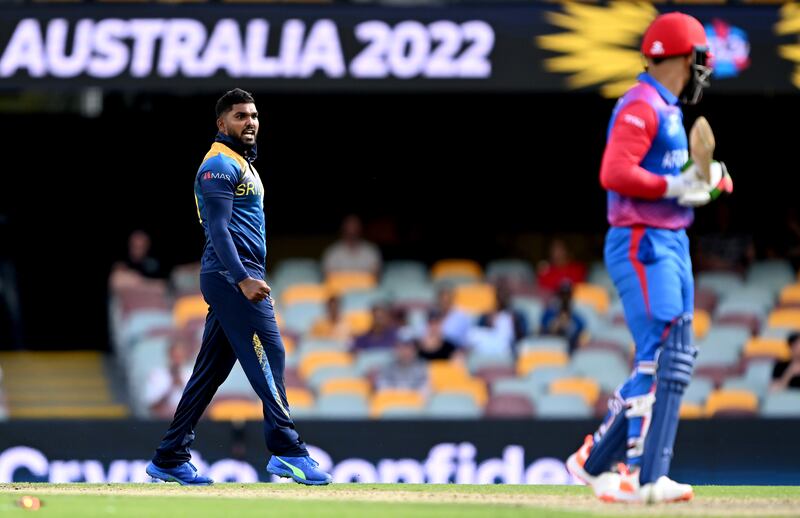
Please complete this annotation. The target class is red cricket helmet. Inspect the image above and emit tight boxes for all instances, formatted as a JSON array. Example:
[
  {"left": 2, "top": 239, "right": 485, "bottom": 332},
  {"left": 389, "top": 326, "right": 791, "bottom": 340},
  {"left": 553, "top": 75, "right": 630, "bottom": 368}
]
[
  {"left": 641, "top": 12, "right": 713, "bottom": 104},
  {"left": 641, "top": 12, "right": 708, "bottom": 58}
]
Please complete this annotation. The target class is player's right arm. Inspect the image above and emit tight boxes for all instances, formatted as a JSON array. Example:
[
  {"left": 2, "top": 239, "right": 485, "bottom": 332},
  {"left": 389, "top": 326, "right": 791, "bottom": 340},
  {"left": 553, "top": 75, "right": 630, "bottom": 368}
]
[
  {"left": 199, "top": 158, "right": 270, "bottom": 302},
  {"left": 599, "top": 101, "right": 696, "bottom": 200}
]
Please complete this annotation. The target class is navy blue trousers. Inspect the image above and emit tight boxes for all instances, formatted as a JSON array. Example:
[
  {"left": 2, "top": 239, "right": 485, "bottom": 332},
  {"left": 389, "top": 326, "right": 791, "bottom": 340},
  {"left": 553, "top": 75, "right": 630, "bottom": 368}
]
[{"left": 152, "top": 272, "right": 307, "bottom": 468}]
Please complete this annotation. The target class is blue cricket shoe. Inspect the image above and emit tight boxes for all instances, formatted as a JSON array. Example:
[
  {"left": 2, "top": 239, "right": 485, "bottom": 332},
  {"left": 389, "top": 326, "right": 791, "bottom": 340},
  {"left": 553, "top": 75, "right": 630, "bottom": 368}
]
[
  {"left": 267, "top": 455, "right": 332, "bottom": 486},
  {"left": 146, "top": 461, "right": 214, "bottom": 486}
]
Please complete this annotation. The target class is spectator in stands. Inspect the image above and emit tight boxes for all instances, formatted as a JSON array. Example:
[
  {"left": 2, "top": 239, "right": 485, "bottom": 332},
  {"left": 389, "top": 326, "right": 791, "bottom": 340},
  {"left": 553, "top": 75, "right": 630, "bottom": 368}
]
[
  {"left": 770, "top": 332, "right": 800, "bottom": 392},
  {"left": 144, "top": 339, "right": 194, "bottom": 419},
  {"left": 416, "top": 309, "right": 463, "bottom": 361},
  {"left": 309, "top": 295, "right": 351, "bottom": 341},
  {"left": 434, "top": 284, "right": 472, "bottom": 347},
  {"left": 540, "top": 280, "right": 586, "bottom": 354},
  {"left": 352, "top": 302, "right": 398, "bottom": 350},
  {"left": 695, "top": 203, "right": 754, "bottom": 273},
  {"left": 466, "top": 281, "right": 528, "bottom": 356},
  {"left": 375, "top": 338, "right": 428, "bottom": 392},
  {"left": 110, "top": 230, "right": 166, "bottom": 292},
  {"left": 322, "top": 215, "right": 382, "bottom": 276},
  {"left": 536, "top": 238, "right": 587, "bottom": 292}
]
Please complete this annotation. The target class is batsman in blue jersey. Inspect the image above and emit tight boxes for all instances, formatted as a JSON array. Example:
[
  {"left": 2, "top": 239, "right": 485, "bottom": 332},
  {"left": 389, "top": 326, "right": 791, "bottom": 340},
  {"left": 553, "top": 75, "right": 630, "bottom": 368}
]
[
  {"left": 566, "top": 13, "right": 731, "bottom": 504},
  {"left": 146, "top": 89, "right": 332, "bottom": 486}
]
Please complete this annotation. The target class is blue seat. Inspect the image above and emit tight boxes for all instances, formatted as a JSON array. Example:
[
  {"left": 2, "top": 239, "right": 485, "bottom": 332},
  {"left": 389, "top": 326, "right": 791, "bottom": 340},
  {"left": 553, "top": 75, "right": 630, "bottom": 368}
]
[
  {"left": 425, "top": 393, "right": 482, "bottom": 419},
  {"left": 517, "top": 336, "right": 569, "bottom": 354},
  {"left": 746, "top": 260, "right": 795, "bottom": 296},
  {"left": 486, "top": 259, "right": 534, "bottom": 284},
  {"left": 570, "top": 350, "right": 630, "bottom": 392},
  {"left": 217, "top": 362, "right": 253, "bottom": 397},
  {"left": 389, "top": 283, "right": 435, "bottom": 306},
  {"left": 696, "top": 272, "right": 744, "bottom": 298},
  {"left": 341, "top": 289, "right": 389, "bottom": 312},
  {"left": 512, "top": 296, "right": 544, "bottom": 334},
  {"left": 315, "top": 394, "right": 369, "bottom": 419},
  {"left": 467, "top": 351, "right": 515, "bottom": 373},
  {"left": 684, "top": 377, "right": 714, "bottom": 405},
  {"left": 281, "top": 302, "right": 325, "bottom": 335},
  {"left": 354, "top": 349, "right": 395, "bottom": 376},
  {"left": 536, "top": 394, "right": 592, "bottom": 418},
  {"left": 271, "top": 258, "right": 322, "bottom": 285},
  {"left": 761, "top": 389, "right": 800, "bottom": 417}
]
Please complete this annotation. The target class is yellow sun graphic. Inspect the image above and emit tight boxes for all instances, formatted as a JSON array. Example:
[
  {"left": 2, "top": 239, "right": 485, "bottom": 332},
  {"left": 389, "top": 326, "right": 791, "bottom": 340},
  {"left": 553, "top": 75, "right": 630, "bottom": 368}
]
[
  {"left": 776, "top": 2, "right": 800, "bottom": 89},
  {"left": 537, "top": 1, "right": 658, "bottom": 98}
]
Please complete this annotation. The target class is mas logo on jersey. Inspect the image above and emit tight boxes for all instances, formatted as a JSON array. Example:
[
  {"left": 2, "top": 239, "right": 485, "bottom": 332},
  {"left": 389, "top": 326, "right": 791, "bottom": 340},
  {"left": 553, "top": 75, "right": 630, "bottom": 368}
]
[
  {"left": 776, "top": 3, "right": 800, "bottom": 89},
  {"left": 706, "top": 19, "right": 750, "bottom": 79},
  {"left": 202, "top": 171, "right": 232, "bottom": 181}
]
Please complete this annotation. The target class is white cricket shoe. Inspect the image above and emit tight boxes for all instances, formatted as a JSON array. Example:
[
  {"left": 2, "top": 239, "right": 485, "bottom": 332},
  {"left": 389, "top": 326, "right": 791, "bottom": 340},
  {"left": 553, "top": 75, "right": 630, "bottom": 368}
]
[
  {"left": 640, "top": 475, "right": 694, "bottom": 504},
  {"left": 566, "top": 435, "right": 621, "bottom": 499},
  {"left": 600, "top": 465, "right": 693, "bottom": 504}
]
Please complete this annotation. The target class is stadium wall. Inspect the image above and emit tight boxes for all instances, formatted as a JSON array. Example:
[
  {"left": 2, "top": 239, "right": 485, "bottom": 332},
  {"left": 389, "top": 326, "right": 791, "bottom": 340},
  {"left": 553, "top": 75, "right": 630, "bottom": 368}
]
[{"left": 1, "top": 419, "right": 797, "bottom": 485}]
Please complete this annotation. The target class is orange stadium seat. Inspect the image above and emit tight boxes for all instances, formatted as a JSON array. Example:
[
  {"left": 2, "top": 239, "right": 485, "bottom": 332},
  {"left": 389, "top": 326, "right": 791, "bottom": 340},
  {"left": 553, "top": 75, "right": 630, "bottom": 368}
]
[
  {"left": 705, "top": 389, "right": 758, "bottom": 417},
  {"left": 319, "top": 377, "right": 371, "bottom": 398},
  {"left": 208, "top": 399, "right": 262, "bottom": 421},
  {"left": 549, "top": 377, "right": 601, "bottom": 406},
  {"left": 680, "top": 402, "right": 704, "bottom": 419},
  {"left": 282, "top": 335, "right": 296, "bottom": 357},
  {"left": 370, "top": 390, "right": 425, "bottom": 418},
  {"left": 298, "top": 351, "right": 353, "bottom": 380},
  {"left": 431, "top": 259, "right": 483, "bottom": 282},
  {"left": 286, "top": 387, "right": 315, "bottom": 410},
  {"left": 454, "top": 283, "right": 497, "bottom": 315},
  {"left": 344, "top": 310, "right": 373, "bottom": 335},
  {"left": 173, "top": 295, "right": 208, "bottom": 328},
  {"left": 325, "top": 272, "right": 377, "bottom": 295},
  {"left": 693, "top": 309, "right": 711, "bottom": 340},
  {"left": 573, "top": 283, "right": 610, "bottom": 314},
  {"left": 281, "top": 284, "right": 328, "bottom": 306},
  {"left": 517, "top": 350, "right": 569, "bottom": 376},
  {"left": 743, "top": 337, "right": 791, "bottom": 361},
  {"left": 779, "top": 284, "right": 800, "bottom": 305},
  {"left": 767, "top": 309, "right": 800, "bottom": 330},
  {"left": 428, "top": 360, "right": 471, "bottom": 390}
]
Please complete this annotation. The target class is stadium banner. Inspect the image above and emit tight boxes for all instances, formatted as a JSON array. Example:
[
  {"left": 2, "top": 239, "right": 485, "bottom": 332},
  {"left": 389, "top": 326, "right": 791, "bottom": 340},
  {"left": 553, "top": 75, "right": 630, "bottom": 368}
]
[
  {"left": 0, "top": 419, "right": 798, "bottom": 485},
  {"left": 0, "top": 3, "right": 798, "bottom": 94}
]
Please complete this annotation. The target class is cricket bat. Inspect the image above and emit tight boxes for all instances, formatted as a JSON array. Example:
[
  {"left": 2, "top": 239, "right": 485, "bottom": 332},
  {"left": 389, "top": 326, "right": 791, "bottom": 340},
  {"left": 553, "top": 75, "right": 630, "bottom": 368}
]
[{"left": 689, "top": 116, "right": 715, "bottom": 183}]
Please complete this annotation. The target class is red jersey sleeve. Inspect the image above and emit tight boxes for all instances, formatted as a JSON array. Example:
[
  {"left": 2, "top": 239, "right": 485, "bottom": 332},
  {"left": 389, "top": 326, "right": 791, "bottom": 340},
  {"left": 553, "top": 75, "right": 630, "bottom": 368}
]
[{"left": 599, "top": 100, "right": 667, "bottom": 200}]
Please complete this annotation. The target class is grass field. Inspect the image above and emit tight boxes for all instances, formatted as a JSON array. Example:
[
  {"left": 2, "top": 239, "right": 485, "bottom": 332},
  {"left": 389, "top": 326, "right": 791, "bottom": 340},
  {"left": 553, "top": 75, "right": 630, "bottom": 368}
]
[{"left": 1, "top": 483, "right": 798, "bottom": 517}]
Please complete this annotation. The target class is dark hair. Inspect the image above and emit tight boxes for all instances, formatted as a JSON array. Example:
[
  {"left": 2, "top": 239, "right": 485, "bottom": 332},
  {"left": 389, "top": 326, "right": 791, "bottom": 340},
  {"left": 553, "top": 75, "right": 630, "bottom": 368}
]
[
  {"left": 789, "top": 332, "right": 800, "bottom": 346},
  {"left": 215, "top": 88, "right": 255, "bottom": 118}
]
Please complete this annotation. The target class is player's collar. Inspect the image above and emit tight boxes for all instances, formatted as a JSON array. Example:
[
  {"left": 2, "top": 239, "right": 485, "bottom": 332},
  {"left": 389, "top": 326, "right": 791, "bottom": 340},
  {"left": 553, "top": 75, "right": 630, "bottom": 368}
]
[
  {"left": 637, "top": 72, "right": 679, "bottom": 106},
  {"left": 214, "top": 132, "right": 258, "bottom": 163}
]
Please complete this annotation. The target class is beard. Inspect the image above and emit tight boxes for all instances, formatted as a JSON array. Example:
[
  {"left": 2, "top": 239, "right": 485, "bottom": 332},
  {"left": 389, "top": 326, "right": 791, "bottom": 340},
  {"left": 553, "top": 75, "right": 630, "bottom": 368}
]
[{"left": 231, "top": 127, "right": 257, "bottom": 147}]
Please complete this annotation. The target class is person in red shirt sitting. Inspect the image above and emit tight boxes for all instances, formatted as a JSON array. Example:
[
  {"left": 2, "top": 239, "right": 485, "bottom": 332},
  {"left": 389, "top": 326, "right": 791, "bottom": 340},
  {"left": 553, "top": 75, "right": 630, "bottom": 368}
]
[{"left": 536, "top": 238, "right": 587, "bottom": 292}]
